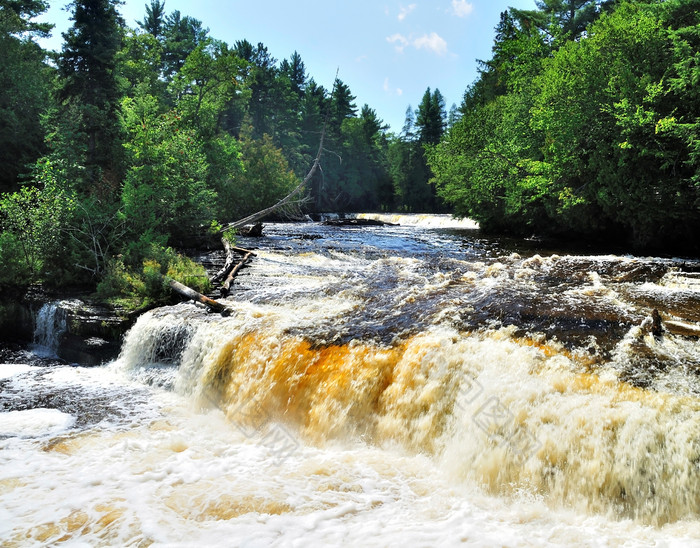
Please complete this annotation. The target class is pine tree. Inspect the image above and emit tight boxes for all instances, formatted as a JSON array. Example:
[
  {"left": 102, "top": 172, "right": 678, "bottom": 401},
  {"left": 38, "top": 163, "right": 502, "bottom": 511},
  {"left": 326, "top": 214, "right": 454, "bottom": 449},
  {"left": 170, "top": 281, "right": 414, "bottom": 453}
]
[
  {"left": 329, "top": 77, "right": 356, "bottom": 135},
  {"left": 512, "top": 0, "right": 611, "bottom": 41},
  {"left": 162, "top": 10, "right": 207, "bottom": 80},
  {"left": 280, "top": 51, "right": 307, "bottom": 99},
  {"left": 138, "top": 0, "right": 165, "bottom": 38},
  {"left": 415, "top": 87, "right": 446, "bottom": 145},
  {"left": 0, "top": 0, "right": 53, "bottom": 190},
  {"left": 56, "top": 0, "right": 124, "bottom": 195}
]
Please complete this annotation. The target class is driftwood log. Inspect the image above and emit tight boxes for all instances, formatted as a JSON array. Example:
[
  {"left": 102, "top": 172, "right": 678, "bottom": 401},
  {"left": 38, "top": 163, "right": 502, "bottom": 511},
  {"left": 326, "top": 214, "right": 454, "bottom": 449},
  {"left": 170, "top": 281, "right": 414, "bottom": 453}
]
[
  {"left": 221, "top": 251, "right": 254, "bottom": 297},
  {"left": 212, "top": 240, "right": 256, "bottom": 284},
  {"left": 168, "top": 277, "right": 233, "bottom": 317},
  {"left": 664, "top": 319, "right": 700, "bottom": 338},
  {"left": 645, "top": 309, "right": 700, "bottom": 338}
]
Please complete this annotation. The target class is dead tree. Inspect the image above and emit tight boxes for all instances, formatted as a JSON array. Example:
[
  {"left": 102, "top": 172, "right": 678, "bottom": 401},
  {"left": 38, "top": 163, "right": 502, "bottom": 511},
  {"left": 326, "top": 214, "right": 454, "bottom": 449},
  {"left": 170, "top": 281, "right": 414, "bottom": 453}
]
[
  {"left": 170, "top": 74, "right": 336, "bottom": 308},
  {"left": 168, "top": 277, "right": 233, "bottom": 316},
  {"left": 220, "top": 251, "right": 254, "bottom": 297}
]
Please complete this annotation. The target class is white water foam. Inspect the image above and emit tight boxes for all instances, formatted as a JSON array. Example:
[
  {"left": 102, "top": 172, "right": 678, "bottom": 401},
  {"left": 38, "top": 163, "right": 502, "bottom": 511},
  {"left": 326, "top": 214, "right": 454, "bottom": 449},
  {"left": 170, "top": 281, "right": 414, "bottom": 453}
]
[
  {"left": 0, "top": 408, "right": 74, "bottom": 438},
  {"left": 2, "top": 367, "right": 699, "bottom": 546},
  {"left": 357, "top": 212, "right": 480, "bottom": 229}
]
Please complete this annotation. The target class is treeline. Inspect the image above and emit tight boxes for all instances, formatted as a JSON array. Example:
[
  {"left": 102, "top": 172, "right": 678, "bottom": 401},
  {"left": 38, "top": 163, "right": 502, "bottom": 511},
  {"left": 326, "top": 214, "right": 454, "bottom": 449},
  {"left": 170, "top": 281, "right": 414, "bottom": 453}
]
[
  {"left": 0, "top": 0, "right": 447, "bottom": 301},
  {"left": 429, "top": 0, "right": 700, "bottom": 251}
]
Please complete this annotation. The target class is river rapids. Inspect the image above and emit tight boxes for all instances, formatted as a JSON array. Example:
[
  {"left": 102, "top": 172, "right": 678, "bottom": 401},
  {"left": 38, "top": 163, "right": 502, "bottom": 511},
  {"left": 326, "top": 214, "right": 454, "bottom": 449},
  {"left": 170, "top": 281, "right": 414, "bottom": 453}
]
[{"left": 2, "top": 214, "right": 700, "bottom": 546}]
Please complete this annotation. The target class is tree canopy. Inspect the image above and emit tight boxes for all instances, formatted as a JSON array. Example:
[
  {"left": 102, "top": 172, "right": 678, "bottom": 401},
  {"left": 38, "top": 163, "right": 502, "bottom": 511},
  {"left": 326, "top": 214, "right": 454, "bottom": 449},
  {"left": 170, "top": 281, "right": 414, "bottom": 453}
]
[
  {"left": 1, "top": 0, "right": 698, "bottom": 301},
  {"left": 430, "top": 0, "right": 700, "bottom": 251}
]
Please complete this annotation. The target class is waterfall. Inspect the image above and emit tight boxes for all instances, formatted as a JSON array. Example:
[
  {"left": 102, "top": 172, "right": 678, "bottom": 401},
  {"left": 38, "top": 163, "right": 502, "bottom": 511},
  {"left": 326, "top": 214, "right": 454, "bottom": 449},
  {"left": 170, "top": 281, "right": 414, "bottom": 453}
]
[
  {"left": 116, "top": 302, "right": 700, "bottom": 526},
  {"left": 31, "top": 302, "right": 68, "bottom": 358},
  {"left": 5, "top": 217, "right": 700, "bottom": 546}
]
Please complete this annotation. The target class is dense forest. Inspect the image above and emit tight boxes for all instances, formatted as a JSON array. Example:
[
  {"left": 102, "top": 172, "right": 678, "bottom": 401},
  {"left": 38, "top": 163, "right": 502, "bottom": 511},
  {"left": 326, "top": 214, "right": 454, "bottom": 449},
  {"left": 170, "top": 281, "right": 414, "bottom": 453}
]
[
  {"left": 1, "top": 0, "right": 699, "bottom": 306},
  {"left": 429, "top": 0, "right": 700, "bottom": 251},
  {"left": 0, "top": 0, "right": 448, "bottom": 305}
]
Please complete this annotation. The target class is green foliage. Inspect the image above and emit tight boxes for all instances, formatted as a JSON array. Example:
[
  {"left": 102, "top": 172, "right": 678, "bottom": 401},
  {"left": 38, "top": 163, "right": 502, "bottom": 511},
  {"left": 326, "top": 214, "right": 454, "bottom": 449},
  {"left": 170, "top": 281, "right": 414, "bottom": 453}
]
[
  {"left": 97, "top": 238, "right": 210, "bottom": 311},
  {"left": 170, "top": 39, "right": 248, "bottom": 139},
  {"left": 0, "top": 0, "right": 52, "bottom": 37},
  {"left": 0, "top": 232, "right": 32, "bottom": 287},
  {"left": 415, "top": 88, "right": 446, "bottom": 145},
  {"left": 117, "top": 30, "right": 166, "bottom": 99},
  {"left": 138, "top": 0, "right": 165, "bottom": 38},
  {"left": 431, "top": 0, "right": 700, "bottom": 249},
  {"left": 0, "top": 0, "right": 52, "bottom": 191},
  {"left": 121, "top": 94, "right": 215, "bottom": 244},
  {"left": 161, "top": 10, "right": 208, "bottom": 80},
  {"left": 224, "top": 132, "right": 299, "bottom": 219},
  {"left": 206, "top": 134, "right": 244, "bottom": 219},
  {"left": 54, "top": 0, "right": 125, "bottom": 197},
  {"left": 0, "top": 166, "right": 72, "bottom": 282}
]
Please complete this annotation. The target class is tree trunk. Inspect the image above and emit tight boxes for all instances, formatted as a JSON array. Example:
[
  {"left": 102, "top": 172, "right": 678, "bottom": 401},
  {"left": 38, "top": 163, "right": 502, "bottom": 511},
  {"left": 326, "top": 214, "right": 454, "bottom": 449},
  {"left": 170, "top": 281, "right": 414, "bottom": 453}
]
[
  {"left": 220, "top": 252, "right": 253, "bottom": 297},
  {"left": 168, "top": 277, "right": 233, "bottom": 316}
]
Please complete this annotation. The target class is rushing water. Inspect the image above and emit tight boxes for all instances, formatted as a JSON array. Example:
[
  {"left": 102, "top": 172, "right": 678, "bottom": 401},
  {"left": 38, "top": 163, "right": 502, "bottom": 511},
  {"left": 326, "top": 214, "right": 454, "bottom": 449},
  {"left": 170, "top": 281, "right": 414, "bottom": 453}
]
[
  {"left": 30, "top": 302, "right": 68, "bottom": 358},
  {"left": 2, "top": 214, "right": 700, "bottom": 546}
]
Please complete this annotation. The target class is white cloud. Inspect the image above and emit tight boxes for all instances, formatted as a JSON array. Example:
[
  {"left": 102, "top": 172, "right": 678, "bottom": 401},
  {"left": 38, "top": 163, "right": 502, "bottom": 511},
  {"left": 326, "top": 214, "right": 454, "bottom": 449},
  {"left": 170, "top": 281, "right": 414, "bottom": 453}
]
[
  {"left": 451, "top": 0, "right": 474, "bottom": 17},
  {"left": 387, "top": 32, "right": 449, "bottom": 56},
  {"left": 397, "top": 88, "right": 403, "bottom": 96},
  {"left": 387, "top": 33, "right": 409, "bottom": 53},
  {"left": 398, "top": 3, "right": 417, "bottom": 21},
  {"left": 413, "top": 32, "right": 448, "bottom": 56}
]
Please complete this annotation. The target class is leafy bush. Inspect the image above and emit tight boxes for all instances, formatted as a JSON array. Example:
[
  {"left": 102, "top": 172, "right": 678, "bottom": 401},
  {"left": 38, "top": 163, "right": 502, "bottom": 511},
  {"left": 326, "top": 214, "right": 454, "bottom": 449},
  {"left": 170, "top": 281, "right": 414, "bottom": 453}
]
[
  {"left": 0, "top": 232, "right": 32, "bottom": 287},
  {"left": 96, "top": 237, "right": 210, "bottom": 311},
  {"left": 0, "top": 165, "right": 73, "bottom": 282},
  {"left": 121, "top": 95, "right": 216, "bottom": 245}
]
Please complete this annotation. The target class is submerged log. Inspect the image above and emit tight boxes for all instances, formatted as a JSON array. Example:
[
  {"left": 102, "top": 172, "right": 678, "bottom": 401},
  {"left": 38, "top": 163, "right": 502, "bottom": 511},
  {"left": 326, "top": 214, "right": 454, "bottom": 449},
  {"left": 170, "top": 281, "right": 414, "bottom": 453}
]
[{"left": 168, "top": 278, "right": 233, "bottom": 317}]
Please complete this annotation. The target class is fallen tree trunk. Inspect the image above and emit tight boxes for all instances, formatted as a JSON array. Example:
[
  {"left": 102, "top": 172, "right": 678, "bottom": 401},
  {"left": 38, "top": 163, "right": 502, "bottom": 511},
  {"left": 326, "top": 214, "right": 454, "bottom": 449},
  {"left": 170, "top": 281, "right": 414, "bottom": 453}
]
[
  {"left": 211, "top": 240, "right": 257, "bottom": 284},
  {"left": 219, "top": 112, "right": 327, "bottom": 233},
  {"left": 168, "top": 277, "right": 233, "bottom": 317},
  {"left": 220, "top": 251, "right": 253, "bottom": 297}
]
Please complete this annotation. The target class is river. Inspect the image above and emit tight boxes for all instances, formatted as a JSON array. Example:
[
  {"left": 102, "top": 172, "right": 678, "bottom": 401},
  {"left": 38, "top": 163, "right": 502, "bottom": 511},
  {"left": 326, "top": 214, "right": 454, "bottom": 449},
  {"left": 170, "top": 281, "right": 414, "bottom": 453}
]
[{"left": 2, "top": 214, "right": 700, "bottom": 546}]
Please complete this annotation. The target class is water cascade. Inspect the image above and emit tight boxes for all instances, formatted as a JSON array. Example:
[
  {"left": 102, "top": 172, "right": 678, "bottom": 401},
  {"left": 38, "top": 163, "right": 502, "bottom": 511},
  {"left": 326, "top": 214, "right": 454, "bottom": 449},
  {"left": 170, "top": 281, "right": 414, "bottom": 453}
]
[
  {"left": 30, "top": 302, "right": 68, "bottom": 358},
  {"left": 3, "top": 218, "right": 700, "bottom": 546}
]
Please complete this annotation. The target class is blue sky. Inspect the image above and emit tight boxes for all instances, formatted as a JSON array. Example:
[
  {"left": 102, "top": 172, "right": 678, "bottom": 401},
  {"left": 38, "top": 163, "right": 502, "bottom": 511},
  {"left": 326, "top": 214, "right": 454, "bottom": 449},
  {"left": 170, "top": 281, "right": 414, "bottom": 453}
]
[{"left": 38, "top": 0, "right": 537, "bottom": 133}]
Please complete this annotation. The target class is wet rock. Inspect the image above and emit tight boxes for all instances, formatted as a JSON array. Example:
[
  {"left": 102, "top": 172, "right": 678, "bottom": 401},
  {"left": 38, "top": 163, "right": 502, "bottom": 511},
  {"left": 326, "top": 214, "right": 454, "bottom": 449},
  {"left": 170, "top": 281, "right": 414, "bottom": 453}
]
[
  {"left": 323, "top": 218, "right": 398, "bottom": 227},
  {"left": 0, "top": 300, "right": 33, "bottom": 343},
  {"left": 238, "top": 222, "right": 264, "bottom": 237}
]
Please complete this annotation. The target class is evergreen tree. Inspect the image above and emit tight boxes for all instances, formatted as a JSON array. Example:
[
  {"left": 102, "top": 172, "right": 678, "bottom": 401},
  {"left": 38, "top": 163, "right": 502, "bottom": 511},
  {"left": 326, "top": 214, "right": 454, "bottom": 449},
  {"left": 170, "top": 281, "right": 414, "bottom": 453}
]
[
  {"left": 512, "top": 0, "right": 612, "bottom": 41},
  {"left": 162, "top": 10, "right": 207, "bottom": 80},
  {"left": 329, "top": 78, "right": 357, "bottom": 135},
  {"left": 233, "top": 40, "right": 278, "bottom": 138},
  {"left": 0, "top": 0, "right": 53, "bottom": 190},
  {"left": 138, "top": 0, "right": 165, "bottom": 38},
  {"left": 415, "top": 87, "right": 446, "bottom": 145},
  {"left": 280, "top": 51, "right": 307, "bottom": 99},
  {"left": 56, "top": 0, "right": 125, "bottom": 196}
]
